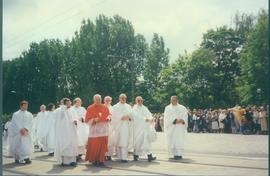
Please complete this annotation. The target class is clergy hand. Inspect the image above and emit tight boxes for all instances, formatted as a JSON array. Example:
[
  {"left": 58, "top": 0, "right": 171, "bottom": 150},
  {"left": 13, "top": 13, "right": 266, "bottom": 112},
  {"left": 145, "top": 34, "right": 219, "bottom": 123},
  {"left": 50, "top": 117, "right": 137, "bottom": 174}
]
[
  {"left": 177, "top": 119, "right": 185, "bottom": 124},
  {"left": 80, "top": 118, "right": 84, "bottom": 123},
  {"left": 106, "top": 115, "right": 111, "bottom": 121},
  {"left": 121, "top": 115, "right": 129, "bottom": 121},
  {"left": 145, "top": 119, "right": 151, "bottom": 122},
  {"left": 20, "top": 128, "right": 29, "bottom": 136}
]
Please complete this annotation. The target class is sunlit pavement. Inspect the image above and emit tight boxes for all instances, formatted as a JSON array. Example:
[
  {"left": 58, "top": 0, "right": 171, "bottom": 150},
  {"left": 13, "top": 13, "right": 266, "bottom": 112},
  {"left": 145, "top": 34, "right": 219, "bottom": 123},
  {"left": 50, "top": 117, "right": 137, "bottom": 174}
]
[{"left": 3, "top": 133, "right": 268, "bottom": 175}]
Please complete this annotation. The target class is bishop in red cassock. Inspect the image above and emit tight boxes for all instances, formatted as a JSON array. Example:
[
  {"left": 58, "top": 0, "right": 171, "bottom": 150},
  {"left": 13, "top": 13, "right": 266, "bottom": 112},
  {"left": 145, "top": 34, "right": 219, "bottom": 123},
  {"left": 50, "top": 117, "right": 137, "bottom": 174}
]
[{"left": 85, "top": 94, "right": 110, "bottom": 167}]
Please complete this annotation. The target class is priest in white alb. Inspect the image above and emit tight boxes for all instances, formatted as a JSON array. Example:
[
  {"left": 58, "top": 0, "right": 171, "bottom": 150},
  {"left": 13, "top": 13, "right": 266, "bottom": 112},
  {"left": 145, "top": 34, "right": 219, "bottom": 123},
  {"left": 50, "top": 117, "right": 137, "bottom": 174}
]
[
  {"left": 104, "top": 96, "right": 114, "bottom": 161},
  {"left": 9, "top": 101, "right": 34, "bottom": 164},
  {"left": 110, "top": 93, "right": 133, "bottom": 163},
  {"left": 54, "top": 98, "right": 78, "bottom": 167},
  {"left": 71, "top": 97, "right": 89, "bottom": 161},
  {"left": 44, "top": 103, "right": 56, "bottom": 156},
  {"left": 164, "top": 96, "right": 188, "bottom": 160},
  {"left": 35, "top": 105, "right": 47, "bottom": 151},
  {"left": 132, "top": 96, "right": 157, "bottom": 162}
]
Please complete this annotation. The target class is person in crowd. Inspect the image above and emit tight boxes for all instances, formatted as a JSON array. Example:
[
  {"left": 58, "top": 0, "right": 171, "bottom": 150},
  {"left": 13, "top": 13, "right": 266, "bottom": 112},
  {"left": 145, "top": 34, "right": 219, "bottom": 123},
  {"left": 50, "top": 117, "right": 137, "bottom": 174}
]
[
  {"left": 132, "top": 96, "right": 157, "bottom": 162},
  {"left": 211, "top": 111, "right": 219, "bottom": 133},
  {"left": 71, "top": 97, "right": 88, "bottom": 161},
  {"left": 54, "top": 98, "right": 78, "bottom": 167},
  {"left": 85, "top": 94, "right": 110, "bottom": 167},
  {"left": 35, "top": 105, "right": 47, "bottom": 152},
  {"left": 110, "top": 93, "right": 133, "bottom": 163},
  {"left": 164, "top": 96, "right": 188, "bottom": 160},
  {"left": 44, "top": 103, "right": 56, "bottom": 156},
  {"left": 259, "top": 106, "right": 268, "bottom": 134},
  {"left": 9, "top": 101, "right": 34, "bottom": 164},
  {"left": 253, "top": 107, "right": 261, "bottom": 134}
]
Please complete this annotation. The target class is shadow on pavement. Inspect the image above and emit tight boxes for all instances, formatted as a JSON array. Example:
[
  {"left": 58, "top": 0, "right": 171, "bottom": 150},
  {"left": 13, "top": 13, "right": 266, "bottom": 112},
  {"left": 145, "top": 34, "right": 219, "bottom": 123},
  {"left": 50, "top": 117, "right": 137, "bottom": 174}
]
[
  {"left": 82, "top": 164, "right": 112, "bottom": 173},
  {"left": 3, "top": 162, "right": 31, "bottom": 169},
  {"left": 46, "top": 164, "right": 77, "bottom": 174}
]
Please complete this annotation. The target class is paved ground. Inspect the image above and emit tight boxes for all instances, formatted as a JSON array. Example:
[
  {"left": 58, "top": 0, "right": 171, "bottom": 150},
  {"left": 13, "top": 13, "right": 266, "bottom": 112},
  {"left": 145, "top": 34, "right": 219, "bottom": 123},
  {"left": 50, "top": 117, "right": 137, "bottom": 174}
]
[{"left": 3, "top": 133, "right": 269, "bottom": 175}]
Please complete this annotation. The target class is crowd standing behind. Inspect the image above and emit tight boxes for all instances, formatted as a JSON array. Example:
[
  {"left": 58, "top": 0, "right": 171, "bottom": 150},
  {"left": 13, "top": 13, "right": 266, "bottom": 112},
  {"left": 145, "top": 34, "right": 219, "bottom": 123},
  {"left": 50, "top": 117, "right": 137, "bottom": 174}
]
[
  {"left": 3, "top": 98, "right": 268, "bottom": 167},
  {"left": 153, "top": 106, "right": 268, "bottom": 135}
]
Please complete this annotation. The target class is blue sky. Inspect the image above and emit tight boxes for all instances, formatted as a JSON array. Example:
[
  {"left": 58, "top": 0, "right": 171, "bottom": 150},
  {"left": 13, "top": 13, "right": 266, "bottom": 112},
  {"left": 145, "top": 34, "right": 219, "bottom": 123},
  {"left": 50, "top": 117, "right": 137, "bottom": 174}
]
[{"left": 3, "top": 0, "right": 268, "bottom": 62}]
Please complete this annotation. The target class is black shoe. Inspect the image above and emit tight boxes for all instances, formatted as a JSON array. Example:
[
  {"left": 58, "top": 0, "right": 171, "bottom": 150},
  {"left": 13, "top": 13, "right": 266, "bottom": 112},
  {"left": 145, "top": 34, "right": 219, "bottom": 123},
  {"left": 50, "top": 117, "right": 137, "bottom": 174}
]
[
  {"left": 98, "top": 162, "right": 105, "bottom": 167},
  {"left": 40, "top": 148, "right": 44, "bottom": 152},
  {"left": 121, "top": 160, "right": 128, "bottom": 163},
  {"left": 133, "top": 155, "right": 139, "bottom": 161},
  {"left": 69, "top": 162, "right": 77, "bottom": 167},
  {"left": 92, "top": 161, "right": 98, "bottom": 166},
  {"left": 24, "top": 158, "right": 32, "bottom": 164},
  {"left": 15, "top": 159, "right": 19, "bottom": 164},
  {"left": 106, "top": 156, "right": 112, "bottom": 161},
  {"left": 174, "top": 156, "right": 182, "bottom": 160},
  {"left": 147, "top": 154, "right": 156, "bottom": 162},
  {"left": 48, "top": 152, "right": 54, "bottom": 156},
  {"left": 76, "top": 155, "right": 82, "bottom": 162}
]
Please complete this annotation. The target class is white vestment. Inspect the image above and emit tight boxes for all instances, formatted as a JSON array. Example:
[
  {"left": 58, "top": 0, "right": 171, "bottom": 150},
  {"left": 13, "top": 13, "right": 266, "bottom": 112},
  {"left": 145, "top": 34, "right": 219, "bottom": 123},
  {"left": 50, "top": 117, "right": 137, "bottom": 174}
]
[
  {"left": 132, "top": 104, "right": 156, "bottom": 155},
  {"left": 110, "top": 103, "right": 133, "bottom": 160},
  {"left": 54, "top": 106, "right": 78, "bottom": 164},
  {"left": 32, "top": 117, "right": 39, "bottom": 147},
  {"left": 71, "top": 106, "right": 89, "bottom": 155},
  {"left": 35, "top": 111, "right": 48, "bottom": 149},
  {"left": 164, "top": 104, "right": 188, "bottom": 156},
  {"left": 44, "top": 111, "right": 56, "bottom": 153},
  {"left": 105, "top": 105, "right": 113, "bottom": 156},
  {"left": 9, "top": 110, "right": 34, "bottom": 160},
  {"left": 4, "top": 121, "right": 13, "bottom": 156}
]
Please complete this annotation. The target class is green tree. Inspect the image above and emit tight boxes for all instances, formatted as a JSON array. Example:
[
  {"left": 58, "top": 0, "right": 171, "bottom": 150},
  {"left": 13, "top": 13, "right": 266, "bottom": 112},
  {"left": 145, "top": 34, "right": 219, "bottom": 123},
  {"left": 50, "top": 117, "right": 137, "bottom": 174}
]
[
  {"left": 201, "top": 26, "right": 241, "bottom": 107},
  {"left": 236, "top": 10, "right": 269, "bottom": 105}
]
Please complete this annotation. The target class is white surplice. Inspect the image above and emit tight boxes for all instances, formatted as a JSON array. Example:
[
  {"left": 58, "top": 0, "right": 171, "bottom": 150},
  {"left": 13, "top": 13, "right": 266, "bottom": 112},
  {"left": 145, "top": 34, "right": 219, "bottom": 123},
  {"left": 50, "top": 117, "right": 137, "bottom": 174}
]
[
  {"left": 54, "top": 106, "right": 78, "bottom": 164},
  {"left": 35, "top": 111, "right": 48, "bottom": 150},
  {"left": 71, "top": 106, "right": 89, "bottom": 154},
  {"left": 110, "top": 102, "right": 133, "bottom": 160},
  {"left": 164, "top": 103, "right": 188, "bottom": 156},
  {"left": 132, "top": 104, "right": 156, "bottom": 155},
  {"left": 44, "top": 111, "right": 56, "bottom": 153},
  {"left": 9, "top": 110, "right": 34, "bottom": 160}
]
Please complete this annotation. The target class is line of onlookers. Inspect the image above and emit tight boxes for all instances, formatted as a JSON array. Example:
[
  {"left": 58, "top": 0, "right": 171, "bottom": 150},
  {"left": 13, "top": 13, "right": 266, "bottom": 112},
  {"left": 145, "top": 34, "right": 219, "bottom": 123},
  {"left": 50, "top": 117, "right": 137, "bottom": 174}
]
[{"left": 153, "top": 105, "right": 269, "bottom": 135}]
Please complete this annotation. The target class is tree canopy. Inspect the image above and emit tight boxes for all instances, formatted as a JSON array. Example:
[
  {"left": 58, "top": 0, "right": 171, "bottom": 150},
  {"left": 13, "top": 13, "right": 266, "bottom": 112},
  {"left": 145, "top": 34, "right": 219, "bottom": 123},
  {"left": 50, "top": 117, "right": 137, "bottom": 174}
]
[{"left": 3, "top": 10, "right": 268, "bottom": 115}]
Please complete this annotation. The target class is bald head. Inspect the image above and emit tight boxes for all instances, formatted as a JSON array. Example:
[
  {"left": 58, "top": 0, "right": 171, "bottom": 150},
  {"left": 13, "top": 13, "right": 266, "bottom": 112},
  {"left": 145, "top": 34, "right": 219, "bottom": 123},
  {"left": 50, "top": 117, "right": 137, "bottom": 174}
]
[
  {"left": 170, "top": 96, "right": 178, "bottom": 105},
  {"left": 119, "top": 93, "right": 127, "bottom": 104},
  {"left": 40, "top": 104, "right": 46, "bottom": 112},
  {"left": 93, "top": 94, "right": 102, "bottom": 105}
]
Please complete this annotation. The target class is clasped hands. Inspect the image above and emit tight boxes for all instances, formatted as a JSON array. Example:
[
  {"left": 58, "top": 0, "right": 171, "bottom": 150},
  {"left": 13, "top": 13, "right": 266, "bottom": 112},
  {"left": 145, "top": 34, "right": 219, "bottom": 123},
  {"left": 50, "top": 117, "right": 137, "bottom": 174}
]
[
  {"left": 20, "top": 128, "right": 29, "bottom": 136},
  {"left": 121, "top": 115, "right": 130, "bottom": 121},
  {"left": 174, "top": 118, "right": 185, "bottom": 125}
]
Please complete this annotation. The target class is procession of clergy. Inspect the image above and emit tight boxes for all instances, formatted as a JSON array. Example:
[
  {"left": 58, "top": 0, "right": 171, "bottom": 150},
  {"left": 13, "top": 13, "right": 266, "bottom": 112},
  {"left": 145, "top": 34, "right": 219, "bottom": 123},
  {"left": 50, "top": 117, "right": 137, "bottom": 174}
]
[{"left": 7, "top": 93, "right": 188, "bottom": 167}]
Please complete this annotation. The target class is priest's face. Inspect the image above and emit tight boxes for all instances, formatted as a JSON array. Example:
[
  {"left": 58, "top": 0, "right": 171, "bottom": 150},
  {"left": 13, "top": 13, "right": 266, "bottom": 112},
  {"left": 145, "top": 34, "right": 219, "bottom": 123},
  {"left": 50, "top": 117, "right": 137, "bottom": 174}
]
[
  {"left": 171, "top": 96, "right": 178, "bottom": 105},
  {"left": 119, "top": 96, "right": 126, "bottom": 104},
  {"left": 65, "top": 100, "right": 72, "bottom": 108},
  {"left": 104, "top": 98, "right": 112, "bottom": 105},
  {"left": 20, "top": 103, "right": 28, "bottom": 111},
  {"left": 40, "top": 105, "right": 46, "bottom": 112},
  {"left": 94, "top": 96, "right": 102, "bottom": 105},
  {"left": 75, "top": 100, "right": 81, "bottom": 107},
  {"left": 136, "top": 97, "right": 143, "bottom": 106}
]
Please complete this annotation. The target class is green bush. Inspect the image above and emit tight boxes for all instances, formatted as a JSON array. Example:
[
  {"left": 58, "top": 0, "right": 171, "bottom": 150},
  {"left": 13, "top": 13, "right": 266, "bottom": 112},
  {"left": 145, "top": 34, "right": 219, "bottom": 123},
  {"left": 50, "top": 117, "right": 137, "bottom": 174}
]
[{"left": 1, "top": 114, "right": 12, "bottom": 124}]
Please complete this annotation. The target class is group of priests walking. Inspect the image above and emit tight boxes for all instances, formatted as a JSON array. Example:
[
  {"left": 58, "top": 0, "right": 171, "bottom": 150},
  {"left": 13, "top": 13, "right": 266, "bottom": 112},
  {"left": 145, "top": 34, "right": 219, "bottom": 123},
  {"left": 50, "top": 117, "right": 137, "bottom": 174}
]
[{"left": 6, "top": 94, "right": 188, "bottom": 167}]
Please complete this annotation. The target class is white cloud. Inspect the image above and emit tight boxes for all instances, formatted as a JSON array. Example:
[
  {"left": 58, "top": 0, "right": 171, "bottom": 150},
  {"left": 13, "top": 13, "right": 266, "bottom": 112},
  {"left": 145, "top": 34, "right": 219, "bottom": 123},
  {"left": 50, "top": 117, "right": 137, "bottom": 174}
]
[{"left": 3, "top": 0, "right": 268, "bottom": 61}]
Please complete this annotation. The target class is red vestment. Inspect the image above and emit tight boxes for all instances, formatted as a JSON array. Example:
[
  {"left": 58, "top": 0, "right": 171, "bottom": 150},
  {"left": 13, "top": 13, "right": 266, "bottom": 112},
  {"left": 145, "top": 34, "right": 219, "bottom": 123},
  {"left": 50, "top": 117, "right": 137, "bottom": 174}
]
[{"left": 85, "top": 104, "right": 110, "bottom": 163}]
